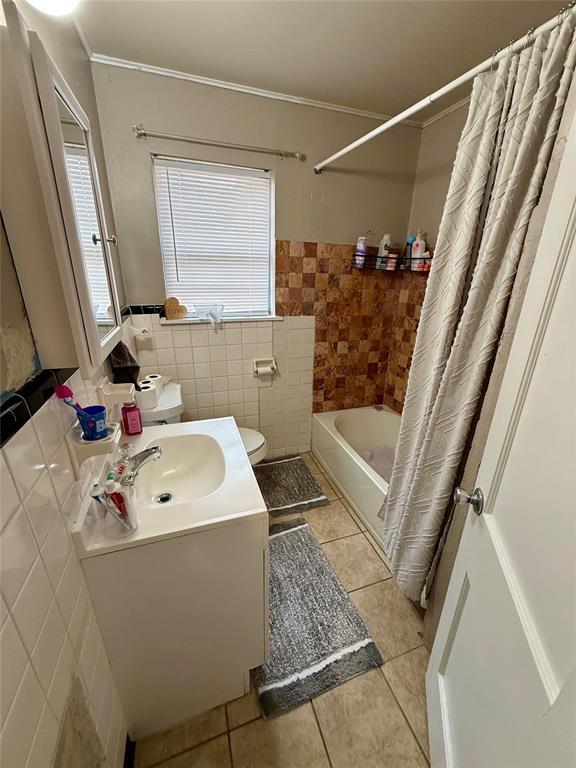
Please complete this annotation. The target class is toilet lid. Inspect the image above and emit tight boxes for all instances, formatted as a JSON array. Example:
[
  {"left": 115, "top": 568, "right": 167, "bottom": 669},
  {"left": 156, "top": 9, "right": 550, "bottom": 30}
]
[{"left": 238, "top": 427, "right": 266, "bottom": 455}]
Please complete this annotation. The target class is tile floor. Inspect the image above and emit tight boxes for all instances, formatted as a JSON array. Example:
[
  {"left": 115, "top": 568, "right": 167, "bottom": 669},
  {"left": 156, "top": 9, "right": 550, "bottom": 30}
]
[{"left": 134, "top": 453, "right": 429, "bottom": 768}]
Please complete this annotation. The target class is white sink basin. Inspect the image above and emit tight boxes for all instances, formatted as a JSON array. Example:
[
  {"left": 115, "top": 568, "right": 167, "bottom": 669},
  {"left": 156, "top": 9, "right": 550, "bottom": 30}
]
[
  {"left": 135, "top": 433, "right": 225, "bottom": 508},
  {"left": 72, "top": 417, "right": 267, "bottom": 557}
]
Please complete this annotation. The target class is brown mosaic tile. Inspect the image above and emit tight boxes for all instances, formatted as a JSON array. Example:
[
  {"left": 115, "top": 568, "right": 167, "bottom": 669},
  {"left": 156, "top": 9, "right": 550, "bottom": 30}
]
[{"left": 275, "top": 240, "right": 427, "bottom": 414}]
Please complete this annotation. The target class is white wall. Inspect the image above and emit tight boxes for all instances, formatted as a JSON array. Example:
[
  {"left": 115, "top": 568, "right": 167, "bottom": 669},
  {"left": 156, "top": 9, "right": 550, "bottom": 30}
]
[
  {"left": 408, "top": 103, "right": 468, "bottom": 244},
  {"left": 126, "top": 316, "right": 315, "bottom": 457},
  {"left": 0, "top": 371, "right": 127, "bottom": 768},
  {"left": 91, "top": 63, "right": 421, "bottom": 304}
]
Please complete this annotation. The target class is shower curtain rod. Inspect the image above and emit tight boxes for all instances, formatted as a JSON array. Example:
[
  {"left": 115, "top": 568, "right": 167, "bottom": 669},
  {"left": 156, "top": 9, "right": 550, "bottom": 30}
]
[
  {"left": 133, "top": 125, "right": 305, "bottom": 161},
  {"left": 313, "top": 2, "right": 576, "bottom": 174}
]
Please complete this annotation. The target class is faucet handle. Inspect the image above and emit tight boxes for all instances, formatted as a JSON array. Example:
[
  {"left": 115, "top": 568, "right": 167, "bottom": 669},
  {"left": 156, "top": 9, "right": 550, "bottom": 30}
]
[{"left": 120, "top": 445, "right": 162, "bottom": 486}]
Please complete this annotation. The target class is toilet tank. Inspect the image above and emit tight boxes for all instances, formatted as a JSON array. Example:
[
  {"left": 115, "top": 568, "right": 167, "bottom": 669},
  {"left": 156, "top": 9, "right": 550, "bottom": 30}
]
[{"left": 140, "top": 382, "right": 184, "bottom": 426}]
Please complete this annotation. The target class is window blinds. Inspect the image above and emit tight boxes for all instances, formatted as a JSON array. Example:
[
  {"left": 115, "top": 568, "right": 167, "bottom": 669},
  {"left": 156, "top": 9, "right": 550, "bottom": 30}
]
[
  {"left": 153, "top": 157, "right": 273, "bottom": 317},
  {"left": 63, "top": 145, "right": 112, "bottom": 319}
]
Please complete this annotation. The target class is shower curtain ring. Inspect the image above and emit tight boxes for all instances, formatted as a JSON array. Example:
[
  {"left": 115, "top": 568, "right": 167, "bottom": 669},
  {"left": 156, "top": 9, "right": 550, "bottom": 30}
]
[
  {"left": 490, "top": 48, "right": 501, "bottom": 71},
  {"left": 523, "top": 28, "right": 535, "bottom": 52},
  {"left": 560, "top": 2, "right": 575, "bottom": 22}
]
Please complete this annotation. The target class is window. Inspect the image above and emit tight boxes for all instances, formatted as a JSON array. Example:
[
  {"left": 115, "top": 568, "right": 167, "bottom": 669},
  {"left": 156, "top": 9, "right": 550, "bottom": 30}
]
[
  {"left": 153, "top": 157, "right": 274, "bottom": 318},
  {"left": 63, "top": 144, "right": 111, "bottom": 320}
]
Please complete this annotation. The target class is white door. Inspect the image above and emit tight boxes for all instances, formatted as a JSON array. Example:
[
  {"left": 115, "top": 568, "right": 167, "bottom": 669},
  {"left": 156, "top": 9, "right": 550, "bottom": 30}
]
[{"left": 426, "top": 112, "right": 576, "bottom": 768}]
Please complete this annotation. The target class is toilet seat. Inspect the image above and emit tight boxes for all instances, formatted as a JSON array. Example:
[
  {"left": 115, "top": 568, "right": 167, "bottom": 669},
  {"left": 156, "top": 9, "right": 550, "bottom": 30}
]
[{"left": 238, "top": 427, "right": 268, "bottom": 466}]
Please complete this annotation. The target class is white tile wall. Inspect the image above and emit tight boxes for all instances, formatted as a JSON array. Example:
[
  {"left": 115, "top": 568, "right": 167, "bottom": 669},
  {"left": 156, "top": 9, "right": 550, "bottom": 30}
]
[
  {"left": 125, "top": 315, "right": 315, "bottom": 457},
  {"left": 0, "top": 370, "right": 127, "bottom": 768}
]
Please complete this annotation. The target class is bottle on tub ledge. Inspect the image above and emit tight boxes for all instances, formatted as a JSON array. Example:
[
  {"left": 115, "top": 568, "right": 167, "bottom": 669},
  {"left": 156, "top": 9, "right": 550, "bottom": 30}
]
[
  {"left": 354, "top": 234, "right": 368, "bottom": 268},
  {"left": 400, "top": 235, "right": 415, "bottom": 270},
  {"left": 376, "top": 234, "right": 391, "bottom": 270},
  {"left": 411, "top": 229, "right": 427, "bottom": 271}
]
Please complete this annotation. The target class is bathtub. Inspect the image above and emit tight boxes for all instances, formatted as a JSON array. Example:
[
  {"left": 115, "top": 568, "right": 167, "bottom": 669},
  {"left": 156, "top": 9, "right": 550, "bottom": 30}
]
[{"left": 312, "top": 406, "right": 401, "bottom": 548}]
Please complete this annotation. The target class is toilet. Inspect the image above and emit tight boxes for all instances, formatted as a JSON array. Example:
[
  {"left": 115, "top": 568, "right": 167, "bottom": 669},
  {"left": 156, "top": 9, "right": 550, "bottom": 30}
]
[
  {"left": 140, "top": 382, "right": 185, "bottom": 426},
  {"left": 139, "top": 382, "right": 268, "bottom": 465},
  {"left": 237, "top": 427, "right": 268, "bottom": 466}
]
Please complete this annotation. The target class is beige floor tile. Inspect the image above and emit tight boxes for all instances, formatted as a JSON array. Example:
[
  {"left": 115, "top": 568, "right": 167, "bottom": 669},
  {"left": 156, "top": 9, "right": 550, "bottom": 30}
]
[
  {"left": 363, "top": 529, "right": 392, "bottom": 570},
  {"left": 269, "top": 513, "right": 303, "bottom": 528},
  {"left": 313, "top": 669, "right": 427, "bottom": 768},
  {"left": 350, "top": 580, "right": 423, "bottom": 661},
  {"left": 135, "top": 706, "right": 227, "bottom": 768},
  {"left": 230, "top": 703, "right": 330, "bottom": 768},
  {"left": 304, "top": 500, "right": 360, "bottom": 543},
  {"left": 315, "top": 472, "right": 341, "bottom": 501},
  {"left": 338, "top": 496, "right": 367, "bottom": 532},
  {"left": 382, "top": 646, "right": 430, "bottom": 758},
  {"left": 226, "top": 687, "right": 261, "bottom": 730},
  {"left": 162, "top": 735, "right": 231, "bottom": 767},
  {"left": 321, "top": 533, "right": 391, "bottom": 591},
  {"left": 300, "top": 452, "right": 323, "bottom": 477}
]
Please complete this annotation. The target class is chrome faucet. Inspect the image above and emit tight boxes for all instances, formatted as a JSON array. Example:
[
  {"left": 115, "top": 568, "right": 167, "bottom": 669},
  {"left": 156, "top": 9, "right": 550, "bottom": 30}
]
[{"left": 120, "top": 446, "right": 162, "bottom": 486}]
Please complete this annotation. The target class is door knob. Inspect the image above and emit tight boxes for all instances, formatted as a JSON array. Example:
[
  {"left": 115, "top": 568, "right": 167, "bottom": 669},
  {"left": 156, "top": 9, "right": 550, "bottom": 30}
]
[{"left": 453, "top": 486, "right": 484, "bottom": 515}]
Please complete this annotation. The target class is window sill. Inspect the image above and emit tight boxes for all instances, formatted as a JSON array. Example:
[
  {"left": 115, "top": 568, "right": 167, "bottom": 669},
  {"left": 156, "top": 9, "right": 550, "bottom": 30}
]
[{"left": 159, "top": 315, "right": 284, "bottom": 326}]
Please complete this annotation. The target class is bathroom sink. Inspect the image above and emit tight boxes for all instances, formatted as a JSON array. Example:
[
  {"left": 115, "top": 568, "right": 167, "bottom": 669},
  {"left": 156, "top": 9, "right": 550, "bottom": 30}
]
[
  {"left": 72, "top": 417, "right": 267, "bottom": 557},
  {"left": 134, "top": 433, "right": 225, "bottom": 508}
]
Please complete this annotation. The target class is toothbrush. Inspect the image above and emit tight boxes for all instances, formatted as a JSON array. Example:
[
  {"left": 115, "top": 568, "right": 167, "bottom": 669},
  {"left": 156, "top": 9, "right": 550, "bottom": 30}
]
[{"left": 54, "top": 384, "right": 89, "bottom": 417}]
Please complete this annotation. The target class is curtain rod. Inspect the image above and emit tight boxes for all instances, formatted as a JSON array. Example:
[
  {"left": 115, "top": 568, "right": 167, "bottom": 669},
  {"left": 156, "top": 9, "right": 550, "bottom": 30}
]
[
  {"left": 314, "top": 2, "right": 576, "bottom": 174},
  {"left": 133, "top": 125, "right": 306, "bottom": 161}
]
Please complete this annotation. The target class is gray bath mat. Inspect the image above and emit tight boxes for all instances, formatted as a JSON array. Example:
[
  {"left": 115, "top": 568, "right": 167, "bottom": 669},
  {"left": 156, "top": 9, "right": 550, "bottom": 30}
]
[
  {"left": 254, "top": 456, "right": 328, "bottom": 515},
  {"left": 252, "top": 517, "right": 383, "bottom": 717}
]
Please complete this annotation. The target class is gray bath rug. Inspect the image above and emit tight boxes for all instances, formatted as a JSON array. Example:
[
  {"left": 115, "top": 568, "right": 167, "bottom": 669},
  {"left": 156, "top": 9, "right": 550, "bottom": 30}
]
[
  {"left": 254, "top": 456, "right": 328, "bottom": 515},
  {"left": 252, "top": 517, "right": 383, "bottom": 717}
]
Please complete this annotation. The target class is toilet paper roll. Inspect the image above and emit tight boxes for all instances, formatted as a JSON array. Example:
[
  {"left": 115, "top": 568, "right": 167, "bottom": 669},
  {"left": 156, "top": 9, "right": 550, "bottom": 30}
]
[
  {"left": 255, "top": 366, "right": 275, "bottom": 376},
  {"left": 135, "top": 383, "right": 159, "bottom": 410},
  {"left": 142, "top": 373, "right": 165, "bottom": 395}
]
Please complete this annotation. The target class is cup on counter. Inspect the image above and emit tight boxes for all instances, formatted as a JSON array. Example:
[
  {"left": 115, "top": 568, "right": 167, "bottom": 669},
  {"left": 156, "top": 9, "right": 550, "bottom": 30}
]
[{"left": 78, "top": 405, "right": 108, "bottom": 441}]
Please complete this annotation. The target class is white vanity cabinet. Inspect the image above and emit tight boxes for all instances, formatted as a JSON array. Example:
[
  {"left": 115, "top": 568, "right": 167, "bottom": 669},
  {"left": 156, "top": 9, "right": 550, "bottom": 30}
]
[
  {"left": 75, "top": 419, "right": 269, "bottom": 738},
  {"left": 82, "top": 513, "right": 268, "bottom": 738}
]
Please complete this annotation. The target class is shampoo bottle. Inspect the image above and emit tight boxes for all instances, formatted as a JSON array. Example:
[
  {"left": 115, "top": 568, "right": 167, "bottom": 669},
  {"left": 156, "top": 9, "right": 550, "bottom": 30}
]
[
  {"left": 401, "top": 236, "right": 415, "bottom": 270},
  {"left": 411, "top": 229, "right": 425, "bottom": 271},
  {"left": 376, "top": 234, "right": 391, "bottom": 270}
]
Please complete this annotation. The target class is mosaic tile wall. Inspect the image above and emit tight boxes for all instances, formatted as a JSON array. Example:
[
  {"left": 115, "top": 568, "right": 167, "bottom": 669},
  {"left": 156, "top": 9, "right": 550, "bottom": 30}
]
[{"left": 275, "top": 241, "right": 429, "bottom": 414}]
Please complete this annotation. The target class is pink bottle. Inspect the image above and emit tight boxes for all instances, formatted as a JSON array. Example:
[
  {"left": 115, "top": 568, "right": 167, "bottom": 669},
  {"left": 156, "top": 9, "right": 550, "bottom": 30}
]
[{"left": 121, "top": 401, "right": 143, "bottom": 435}]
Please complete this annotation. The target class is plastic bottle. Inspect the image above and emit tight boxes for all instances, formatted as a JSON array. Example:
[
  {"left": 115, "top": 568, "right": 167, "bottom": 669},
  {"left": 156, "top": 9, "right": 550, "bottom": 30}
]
[
  {"left": 354, "top": 235, "right": 367, "bottom": 268},
  {"left": 401, "top": 236, "right": 415, "bottom": 270},
  {"left": 376, "top": 234, "right": 391, "bottom": 270},
  {"left": 355, "top": 235, "right": 368, "bottom": 254},
  {"left": 121, "top": 401, "right": 143, "bottom": 435},
  {"left": 385, "top": 248, "right": 399, "bottom": 271},
  {"left": 411, "top": 229, "right": 425, "bottom": 271}
]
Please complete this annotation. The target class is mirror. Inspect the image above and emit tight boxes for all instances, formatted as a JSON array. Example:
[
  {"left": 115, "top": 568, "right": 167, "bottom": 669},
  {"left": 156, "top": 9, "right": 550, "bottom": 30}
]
[
  {"left": 56, "top": 93, "right": 116, "bottom": 341},
  {"left": 30, "top": 33, "right": 122, "bottom": 375}
]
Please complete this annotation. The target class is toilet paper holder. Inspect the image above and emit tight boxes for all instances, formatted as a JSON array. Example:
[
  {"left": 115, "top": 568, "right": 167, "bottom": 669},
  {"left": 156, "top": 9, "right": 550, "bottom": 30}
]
[
  {"left": 130, "top": 325, "right": 154, "bottom": 351},
  {"left": 253, "top": 357, "right": 277, "bottom": 376}
]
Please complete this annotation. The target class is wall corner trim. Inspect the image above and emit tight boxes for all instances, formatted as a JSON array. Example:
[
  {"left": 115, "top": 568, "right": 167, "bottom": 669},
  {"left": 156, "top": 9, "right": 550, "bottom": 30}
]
[
  {"left": 420, "top": 95, "right": 471, "bottom": 129},
  {"left": 89, "top": 52, "right": 424, "bottom": 127}
]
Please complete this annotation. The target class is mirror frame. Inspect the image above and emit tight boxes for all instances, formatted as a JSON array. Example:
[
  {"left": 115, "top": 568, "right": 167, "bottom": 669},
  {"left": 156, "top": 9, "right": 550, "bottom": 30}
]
[{"left": 29, "top": 33, "right": 122, "bottom": 375}]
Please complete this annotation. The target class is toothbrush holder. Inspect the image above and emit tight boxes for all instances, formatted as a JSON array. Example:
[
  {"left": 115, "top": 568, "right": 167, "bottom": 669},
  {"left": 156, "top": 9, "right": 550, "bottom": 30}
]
[{"left": 78, "top": 405, "right": 108, "bottom": 441}]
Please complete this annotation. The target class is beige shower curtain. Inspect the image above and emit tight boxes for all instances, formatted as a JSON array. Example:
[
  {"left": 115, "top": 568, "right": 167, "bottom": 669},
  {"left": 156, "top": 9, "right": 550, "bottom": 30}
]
[{"left": 379, "top": 17, "right": 576, "bottom": 603}]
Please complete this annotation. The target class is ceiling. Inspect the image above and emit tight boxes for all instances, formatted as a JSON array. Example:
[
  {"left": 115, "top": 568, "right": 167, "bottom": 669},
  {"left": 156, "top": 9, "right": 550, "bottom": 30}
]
[{"left": 75, "top": 0, "right": 564, "bottom": 119}]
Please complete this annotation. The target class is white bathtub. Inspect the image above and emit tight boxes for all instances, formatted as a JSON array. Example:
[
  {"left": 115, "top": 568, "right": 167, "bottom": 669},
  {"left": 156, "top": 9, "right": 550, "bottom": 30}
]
[{"left": 312, "top": 406, "right": 401, "bottom": 548}]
